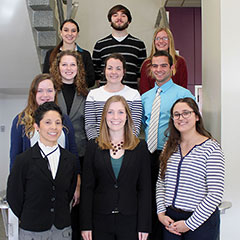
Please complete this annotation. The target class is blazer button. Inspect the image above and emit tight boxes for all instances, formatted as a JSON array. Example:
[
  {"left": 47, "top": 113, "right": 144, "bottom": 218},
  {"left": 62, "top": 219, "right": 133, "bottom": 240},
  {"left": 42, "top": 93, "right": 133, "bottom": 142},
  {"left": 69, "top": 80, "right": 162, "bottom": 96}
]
[
  {"left": 50, "top": 208, "right": 54, "bottom": 212},
  {"left": 51, "top": 197, "right": 55, "bottom": 202},
  {"left": 52, "top": 186, "right": 55, "bottom": 190},
  {"left": 114, "top": 184, "right": 118, "bottom": 189}
]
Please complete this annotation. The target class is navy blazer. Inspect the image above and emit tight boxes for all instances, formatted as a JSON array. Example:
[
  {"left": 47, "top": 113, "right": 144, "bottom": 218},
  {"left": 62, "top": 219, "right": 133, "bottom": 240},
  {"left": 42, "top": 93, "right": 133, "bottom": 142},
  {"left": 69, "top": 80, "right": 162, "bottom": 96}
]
[
  {"left": 7, "top": 143, "right": 77, "bottom": 231},
  {"left": 80, "top": 139, "right": 152, "bottom": 233}
]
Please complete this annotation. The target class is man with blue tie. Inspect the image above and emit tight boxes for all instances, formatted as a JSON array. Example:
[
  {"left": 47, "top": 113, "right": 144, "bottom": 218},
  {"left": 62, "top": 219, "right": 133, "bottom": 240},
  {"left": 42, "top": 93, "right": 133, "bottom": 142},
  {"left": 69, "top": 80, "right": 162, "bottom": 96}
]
[{"left": 141, "top": 50, "right": 194, "bottom": 240}]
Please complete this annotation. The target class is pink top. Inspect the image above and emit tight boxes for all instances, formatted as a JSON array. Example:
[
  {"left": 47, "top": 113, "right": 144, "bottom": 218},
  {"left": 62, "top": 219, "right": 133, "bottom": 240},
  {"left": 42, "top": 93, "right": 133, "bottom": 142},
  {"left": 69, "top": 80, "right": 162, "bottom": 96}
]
[{"left": 139, "top": 55, "right": 188, "bottom": 95}]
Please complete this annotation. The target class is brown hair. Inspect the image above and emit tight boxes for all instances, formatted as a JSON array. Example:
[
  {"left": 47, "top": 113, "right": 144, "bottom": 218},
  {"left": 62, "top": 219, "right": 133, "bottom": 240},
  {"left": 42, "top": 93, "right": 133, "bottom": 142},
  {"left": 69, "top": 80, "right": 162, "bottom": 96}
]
[
  {"left": 107, "top": 5, "right": 132, "bottom": 23},
  {"left": 50, "top": 50, "right": 88, "bottom": 96},
  {"left": 96, "top": 95, "right": 139, "bottom": 150},
  {"left": 49, "top": 19, "right": 80, "bottom": 67},
  {"left": 18, "top": 74, "right": 57, "bottom": 138},
  {"left": 160, "top": 97, "right": 212, "bottom": 178}
]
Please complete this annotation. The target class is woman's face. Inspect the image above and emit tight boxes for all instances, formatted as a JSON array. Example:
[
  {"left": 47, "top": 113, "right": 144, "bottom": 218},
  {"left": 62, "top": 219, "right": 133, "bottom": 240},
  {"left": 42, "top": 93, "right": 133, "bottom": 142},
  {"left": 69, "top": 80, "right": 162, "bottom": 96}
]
[
  {"left": 34, "top": 110, "right": 62, "bottom": 147},
  {"left": 105, "top": 58, "right": 124, "bottom": 84},
  {"left": 172, "top": 102, "right": 199, "bottom": 134},
  {"left": 154, "top": 30, "right": 169, "bottom": 51},
  {"left": 106, "top": 101, "right": 127, "bottom": 133},
  {"left": 60, "top": 22, "right": 78, "bottom": 45},
  {"left": 59, "top": 55, "right": 78, "bottom": 84},
  {"left": 36, "top": 80, "right": 55, "bottom": 106}
]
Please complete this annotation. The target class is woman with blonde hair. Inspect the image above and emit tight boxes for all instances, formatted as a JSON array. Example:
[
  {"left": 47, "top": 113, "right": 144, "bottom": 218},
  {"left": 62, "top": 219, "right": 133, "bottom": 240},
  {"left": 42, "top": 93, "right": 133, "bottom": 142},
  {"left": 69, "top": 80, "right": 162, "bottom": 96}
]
[
  {"left": 140, "top": 27, "right": 188, "bottom": 94},
  {"left": 10, "top": 73, "right": 78, "bottom": 169},
  {"left": 80, "top": 95, "right": 151, "bottom": 240}
]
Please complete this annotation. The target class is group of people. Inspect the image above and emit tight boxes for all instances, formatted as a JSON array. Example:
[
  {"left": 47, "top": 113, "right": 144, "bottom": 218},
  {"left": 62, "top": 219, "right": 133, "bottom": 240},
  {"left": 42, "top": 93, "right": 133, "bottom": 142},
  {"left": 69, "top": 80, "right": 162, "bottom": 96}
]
[{"left": 6, "top": 4, "right": 224, "bottom": 240}]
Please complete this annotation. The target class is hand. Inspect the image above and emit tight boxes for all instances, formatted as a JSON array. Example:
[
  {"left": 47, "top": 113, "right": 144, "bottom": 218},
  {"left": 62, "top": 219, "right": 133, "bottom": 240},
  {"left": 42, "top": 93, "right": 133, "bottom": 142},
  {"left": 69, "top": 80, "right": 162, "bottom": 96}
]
[
  {"left": 138, "top": 232, "right": 148, "bottom": 240},
  {"left": 81, "top": 230, "right": 92, "bottom": 240},
  {"left": 172, "top": 220, "right": 190, "bottom": 233},
  {"left": 158, "top": 212, "right": 181, "bottom": 236}
]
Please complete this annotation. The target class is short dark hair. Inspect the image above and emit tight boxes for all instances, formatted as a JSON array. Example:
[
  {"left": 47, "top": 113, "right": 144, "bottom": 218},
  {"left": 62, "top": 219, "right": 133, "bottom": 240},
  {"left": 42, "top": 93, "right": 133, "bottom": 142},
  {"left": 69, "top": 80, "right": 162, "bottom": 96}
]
[
  {"left": 152, "top": 50, "right": 173, "bottom": 67},
  {"left": 107, "top": 5, "right": 132, "bottom": 23},
  {"left": 60, "top": 19, "right": 80, "bottom": 32},
  {"left": 34, "top": 102, "right": 63, "bottom": 126}
]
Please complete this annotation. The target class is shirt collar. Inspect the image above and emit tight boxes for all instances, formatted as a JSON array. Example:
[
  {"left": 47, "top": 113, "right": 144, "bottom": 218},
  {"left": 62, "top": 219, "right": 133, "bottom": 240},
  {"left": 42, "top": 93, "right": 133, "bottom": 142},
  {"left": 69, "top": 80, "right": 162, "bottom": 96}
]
[{"left": 154, "top": 79, "right": 173, "bottom": 93}]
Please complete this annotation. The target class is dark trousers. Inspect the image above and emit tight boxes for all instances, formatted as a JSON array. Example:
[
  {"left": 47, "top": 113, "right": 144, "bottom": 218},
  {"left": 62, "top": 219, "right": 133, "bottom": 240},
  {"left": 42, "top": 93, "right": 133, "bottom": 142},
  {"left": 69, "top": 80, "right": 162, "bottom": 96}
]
[
  {"left": 149, "top": 150, "right": 162, "bottom": 240},
  {"left": 71, "top": 156, "right": 84, "bottom": 240},
  {"left": 93, "top": 213, "right": 138, "bottom": 240},
  {"left": 163, "top": 207, "right": 220, "bottom": 240}
]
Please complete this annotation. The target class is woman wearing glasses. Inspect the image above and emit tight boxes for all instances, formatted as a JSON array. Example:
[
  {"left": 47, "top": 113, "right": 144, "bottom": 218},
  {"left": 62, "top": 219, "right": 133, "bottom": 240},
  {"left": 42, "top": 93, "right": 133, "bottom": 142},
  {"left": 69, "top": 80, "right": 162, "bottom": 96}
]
[
  {"left": 140, "top": 27, "right": 188, "bottom": 94},
  {"left": 156, "top": 97, "right": 225, "bottom": 240}
]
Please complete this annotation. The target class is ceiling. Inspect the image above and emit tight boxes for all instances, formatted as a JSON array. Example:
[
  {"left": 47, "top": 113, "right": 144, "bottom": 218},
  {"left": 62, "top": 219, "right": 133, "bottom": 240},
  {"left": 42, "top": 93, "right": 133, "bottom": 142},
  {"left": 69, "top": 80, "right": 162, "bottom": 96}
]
[{"left": 165, "top": 0, "right": 201, "bottom": 7}]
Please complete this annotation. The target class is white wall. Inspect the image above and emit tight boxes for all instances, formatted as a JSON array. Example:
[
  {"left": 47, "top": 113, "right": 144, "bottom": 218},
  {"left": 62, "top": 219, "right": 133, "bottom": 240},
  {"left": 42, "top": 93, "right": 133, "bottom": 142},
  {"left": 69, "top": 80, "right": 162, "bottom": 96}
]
[
  {"left": 0, "top": 93, "right": 28, "bottom": 190},
  {"left": 73, "top": 0, "right": 162, "bottom": 55},
  {"left": 0, "top": 0, "right": 41, "bottom": 89},
  {"left": 202, "top": 0, "right": 240, "bottom": 239}
]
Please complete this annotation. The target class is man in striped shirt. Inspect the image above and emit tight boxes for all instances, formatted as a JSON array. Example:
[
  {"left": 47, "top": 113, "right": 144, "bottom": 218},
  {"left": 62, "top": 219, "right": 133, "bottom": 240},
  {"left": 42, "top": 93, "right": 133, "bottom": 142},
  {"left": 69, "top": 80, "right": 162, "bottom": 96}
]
[{"left": 92, "top": 4, "right": 147, "bottom": 89}]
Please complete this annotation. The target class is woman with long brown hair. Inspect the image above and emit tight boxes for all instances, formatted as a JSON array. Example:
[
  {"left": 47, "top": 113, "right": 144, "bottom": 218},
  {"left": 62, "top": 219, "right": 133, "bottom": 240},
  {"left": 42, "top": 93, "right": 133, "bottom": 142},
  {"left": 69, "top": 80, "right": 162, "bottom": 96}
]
[
  {"left": 80, "top": 95, "right": 151, "bottom": 240},
  {"left": 156, "top": 97, "right": 224, "bottom": 240}
]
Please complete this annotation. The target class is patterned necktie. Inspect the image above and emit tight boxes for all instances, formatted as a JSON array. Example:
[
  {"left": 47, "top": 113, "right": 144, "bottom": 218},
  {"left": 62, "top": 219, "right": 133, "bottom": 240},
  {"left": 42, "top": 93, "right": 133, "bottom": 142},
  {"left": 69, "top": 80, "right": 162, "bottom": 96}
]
[{"left": 147, "top": 88, "right": 162, "bottom": 153}]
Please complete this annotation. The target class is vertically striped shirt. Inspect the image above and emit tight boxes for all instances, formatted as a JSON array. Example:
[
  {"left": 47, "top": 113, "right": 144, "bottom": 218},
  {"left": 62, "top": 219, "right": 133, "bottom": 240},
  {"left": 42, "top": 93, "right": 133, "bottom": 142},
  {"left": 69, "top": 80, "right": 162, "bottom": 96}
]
[
  {"left": 156, "top": 139, "right": 225, "bottom": 231},
  {"left": 85, "top": 86, "right": 142, "bottom": 140},
  {"left": 92, "top": 34, "right": 146, "bottom": 88}
]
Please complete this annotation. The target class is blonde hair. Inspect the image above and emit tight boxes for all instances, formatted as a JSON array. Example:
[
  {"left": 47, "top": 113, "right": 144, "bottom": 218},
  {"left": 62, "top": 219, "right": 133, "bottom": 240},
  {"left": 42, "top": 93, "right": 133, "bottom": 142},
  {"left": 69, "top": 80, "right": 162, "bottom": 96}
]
[
  {"left": 50, "top": 50, "right": 88, "bottom": 96},
  {"left": 143, "top": 27, "right": 179, "bottom": 76},
  {"left": 96, "top": 95, "right": 139, "bottom": 150},
  {"left": 18, "top": 74, "right": 57, "bottom": 138}
]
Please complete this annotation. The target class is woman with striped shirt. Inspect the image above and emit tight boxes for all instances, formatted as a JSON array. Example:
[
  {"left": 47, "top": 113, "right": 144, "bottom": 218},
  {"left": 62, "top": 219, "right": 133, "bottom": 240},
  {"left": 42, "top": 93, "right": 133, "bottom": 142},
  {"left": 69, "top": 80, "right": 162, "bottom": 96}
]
[
  {"left": 85, "top": 53, "right": 142, "bottom": 140},
  {"left": 156, "top": 97, "right": 224, "bottom": 240}
]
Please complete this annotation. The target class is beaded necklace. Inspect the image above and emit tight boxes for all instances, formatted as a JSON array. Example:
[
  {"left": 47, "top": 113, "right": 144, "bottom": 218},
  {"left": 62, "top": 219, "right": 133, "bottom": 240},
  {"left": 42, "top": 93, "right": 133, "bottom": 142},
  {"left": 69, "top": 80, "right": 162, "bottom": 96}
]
[{"left": 111, "top": 141, "right": 124, "bottom": 155}]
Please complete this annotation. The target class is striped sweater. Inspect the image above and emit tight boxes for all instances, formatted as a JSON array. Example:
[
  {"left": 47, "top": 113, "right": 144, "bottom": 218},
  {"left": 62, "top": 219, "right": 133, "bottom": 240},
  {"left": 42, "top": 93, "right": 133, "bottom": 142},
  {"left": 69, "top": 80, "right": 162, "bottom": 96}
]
[
  {"left": 156, "top": 139, "right": 225, "bottom": 231},
  {"left": 85, "top": 86, "right": 142, "bottom": 140},
  {"left": 92, "top": 34, "right": 146, "bottom": 88}
]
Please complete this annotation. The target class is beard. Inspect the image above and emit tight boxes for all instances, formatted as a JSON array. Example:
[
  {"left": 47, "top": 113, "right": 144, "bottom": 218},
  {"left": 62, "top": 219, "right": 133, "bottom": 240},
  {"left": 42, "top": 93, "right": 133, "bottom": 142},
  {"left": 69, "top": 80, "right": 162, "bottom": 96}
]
[{"left": 111, "top": 21, "right": 129, "bottom": 31}]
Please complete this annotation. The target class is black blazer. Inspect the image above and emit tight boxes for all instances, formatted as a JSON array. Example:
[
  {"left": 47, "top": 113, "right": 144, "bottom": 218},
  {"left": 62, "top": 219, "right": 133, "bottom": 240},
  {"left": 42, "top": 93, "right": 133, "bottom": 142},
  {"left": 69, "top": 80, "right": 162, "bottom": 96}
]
[
  {"left": 80, "top": 139, "right": 152, "bottom": 233},
  {"left": 7, "top": 143, "right": 77, "bottom": 231}
]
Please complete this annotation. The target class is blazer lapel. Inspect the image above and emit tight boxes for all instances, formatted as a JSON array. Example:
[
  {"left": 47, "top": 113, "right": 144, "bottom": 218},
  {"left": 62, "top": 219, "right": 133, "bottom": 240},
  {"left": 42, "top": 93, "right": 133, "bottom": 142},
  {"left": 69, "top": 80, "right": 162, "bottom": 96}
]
[
  {"left": 103, "top": 150, "right": 116, "bottom": 181},
  {"left": 55, "top": 148, "right": 69, "bottom": 180},
  {"left": 68, "top": 93, "right": 79, "bottom": 119},
  {"left": 32, "top": 144, "right": 53, "bottom": 182},
  {"left": 57, "top": 91, "right": 68, "bottom": 115},
  {"left": 117, "top": 150, "right": 132, "bottom": 180}
]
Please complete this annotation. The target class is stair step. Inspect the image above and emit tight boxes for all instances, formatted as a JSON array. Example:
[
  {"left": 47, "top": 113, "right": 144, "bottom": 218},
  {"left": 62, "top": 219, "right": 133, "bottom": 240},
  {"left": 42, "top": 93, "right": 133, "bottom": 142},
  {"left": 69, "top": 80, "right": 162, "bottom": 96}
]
[
  {"left": 37, "top": 31, "right": 58, "bottom": 48},
  {"left": 28, "top": 0, "right": 55, "bottom": 11},
  {"left": 32, "top": 10, "right": 57, "bottom": 30}
]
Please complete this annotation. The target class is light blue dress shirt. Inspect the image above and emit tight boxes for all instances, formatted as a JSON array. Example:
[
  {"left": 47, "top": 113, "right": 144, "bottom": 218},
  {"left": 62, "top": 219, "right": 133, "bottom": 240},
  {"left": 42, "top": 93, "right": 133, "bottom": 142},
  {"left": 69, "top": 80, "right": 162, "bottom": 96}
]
[{"left": 141, "top": 79, "right": 195, "bottom": 150}]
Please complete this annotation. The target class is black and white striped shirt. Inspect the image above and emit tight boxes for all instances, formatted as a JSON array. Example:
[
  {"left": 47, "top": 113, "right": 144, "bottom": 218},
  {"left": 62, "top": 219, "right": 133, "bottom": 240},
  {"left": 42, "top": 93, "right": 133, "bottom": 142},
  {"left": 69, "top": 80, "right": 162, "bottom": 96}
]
[
  {"left": 85, "top": 86, "right": 142, "bottom": 140},
  {"left": 92, "top": 34, "right": 146, "bottom": 88},
  {"left": 156, "top": 139, "right": 225, "bottom": 231}
]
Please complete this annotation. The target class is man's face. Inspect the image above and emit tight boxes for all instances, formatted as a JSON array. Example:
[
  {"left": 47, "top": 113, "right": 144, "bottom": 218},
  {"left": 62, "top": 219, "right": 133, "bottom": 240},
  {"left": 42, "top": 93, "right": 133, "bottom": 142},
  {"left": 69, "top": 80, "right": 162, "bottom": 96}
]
[
  {"left": 111, "top": 10, "right": 129, "bottom": 31},
  {"left": 151, "top": 56, "right": 174, "bottom": 87}
]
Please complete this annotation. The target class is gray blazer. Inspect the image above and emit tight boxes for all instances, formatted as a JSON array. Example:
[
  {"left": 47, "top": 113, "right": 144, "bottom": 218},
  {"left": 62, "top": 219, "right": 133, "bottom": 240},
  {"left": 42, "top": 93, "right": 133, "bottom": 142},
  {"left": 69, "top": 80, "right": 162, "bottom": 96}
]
[{"left": 57, "top": 91, "right": 87, "bottom": 157}]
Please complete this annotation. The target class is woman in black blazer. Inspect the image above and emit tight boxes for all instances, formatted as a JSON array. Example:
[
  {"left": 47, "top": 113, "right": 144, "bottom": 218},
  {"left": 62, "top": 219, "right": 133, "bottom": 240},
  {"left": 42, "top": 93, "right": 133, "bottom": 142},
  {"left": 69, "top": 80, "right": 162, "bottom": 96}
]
[
  {"left": 80, "top": 95, "right": 151, "bottom": 240},
  {"left": 7, "top": 102, "right": 77, "bottom": 240}
]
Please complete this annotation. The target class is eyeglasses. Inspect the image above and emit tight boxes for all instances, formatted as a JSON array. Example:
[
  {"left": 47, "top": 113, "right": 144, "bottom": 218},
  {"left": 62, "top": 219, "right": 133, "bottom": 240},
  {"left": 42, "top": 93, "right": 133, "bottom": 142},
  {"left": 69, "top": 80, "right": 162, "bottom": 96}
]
[
  {"left": 172, "top": 111, "right": 194, "bottom": 120},
  {"left": 155, "top": 36, "right": 169, "bottom": 41}
]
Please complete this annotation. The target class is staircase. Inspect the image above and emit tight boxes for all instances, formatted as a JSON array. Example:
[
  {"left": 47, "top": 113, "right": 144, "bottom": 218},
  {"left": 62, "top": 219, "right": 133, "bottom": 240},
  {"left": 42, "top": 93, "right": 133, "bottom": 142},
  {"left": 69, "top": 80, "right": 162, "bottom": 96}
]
[{"left": 27, "top": 0, "right": 60, "bottom": 67}]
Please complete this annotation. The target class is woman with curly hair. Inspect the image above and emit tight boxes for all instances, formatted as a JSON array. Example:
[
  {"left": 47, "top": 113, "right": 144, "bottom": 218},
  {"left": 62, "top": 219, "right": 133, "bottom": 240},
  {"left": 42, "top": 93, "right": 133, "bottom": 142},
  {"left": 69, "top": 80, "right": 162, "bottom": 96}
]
[
  {"left": 50, "top": 50, "right": 88, "bottom": 240},
  {"left": 140, "top": 27, "right": 188, "bottom": 94},
  {"left": 43, "top": 19, "right": 95, "bottom": 88}
]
